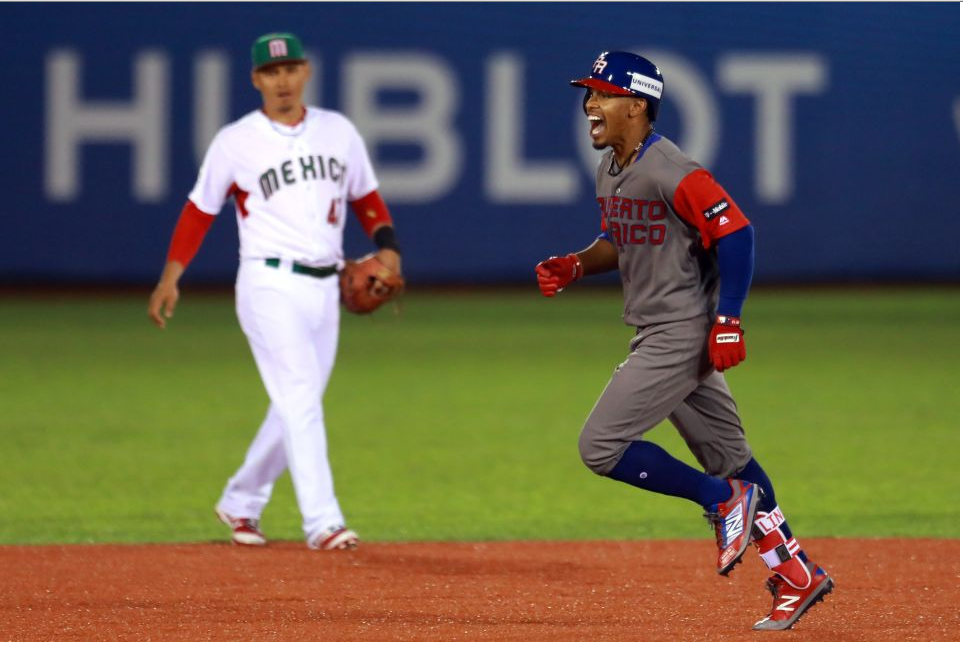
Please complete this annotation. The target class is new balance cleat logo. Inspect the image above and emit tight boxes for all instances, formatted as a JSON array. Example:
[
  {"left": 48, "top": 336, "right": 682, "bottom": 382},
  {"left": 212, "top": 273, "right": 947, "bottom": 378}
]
[
  {"left": 776, "top": 595, "right": 800, "bottom": 612},
  {"left": 724, "top": 502, "right": 744, "bottom": 544}
]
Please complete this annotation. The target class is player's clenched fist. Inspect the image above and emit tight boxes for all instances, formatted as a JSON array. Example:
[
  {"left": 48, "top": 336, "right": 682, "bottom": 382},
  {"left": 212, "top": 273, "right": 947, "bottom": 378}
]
[
  {"left": 535, "top": 254, "right": 583, "bottom": 297},
  {"left": 708, "top": 315, "right": 746, "bottom": 371}
]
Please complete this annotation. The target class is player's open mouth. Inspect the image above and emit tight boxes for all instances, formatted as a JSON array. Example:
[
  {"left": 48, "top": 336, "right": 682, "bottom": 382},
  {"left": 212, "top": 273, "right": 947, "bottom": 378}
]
[{"left": 588, "top": 114, "right": 604, "bottom": 138}]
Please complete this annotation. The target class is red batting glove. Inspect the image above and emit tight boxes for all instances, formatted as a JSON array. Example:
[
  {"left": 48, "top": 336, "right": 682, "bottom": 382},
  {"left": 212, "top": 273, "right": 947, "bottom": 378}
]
[
  {"left": 708, "top": 315, "right": 746, "bottom": 371},
  {"left": 535, "top": 254, "right": 583, "bottom": 297}
]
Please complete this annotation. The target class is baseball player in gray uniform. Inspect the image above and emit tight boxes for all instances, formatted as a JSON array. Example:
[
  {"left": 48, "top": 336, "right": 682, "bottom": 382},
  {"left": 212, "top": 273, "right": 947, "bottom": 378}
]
[{"left": 535, "top": 51, "right": 833, "bottom": 630}]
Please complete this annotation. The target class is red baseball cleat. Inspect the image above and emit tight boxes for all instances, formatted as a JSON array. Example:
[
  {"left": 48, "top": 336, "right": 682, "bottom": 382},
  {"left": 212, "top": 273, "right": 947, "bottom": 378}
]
[
  {"left": 703, "top": 479, "right": 762, "bottom": 576},
  {"left": 753, "top": 561, "right": 834, "bottom": 631},
  {"left": 215, "top": 508, "right": 267, "bottom": 547}
]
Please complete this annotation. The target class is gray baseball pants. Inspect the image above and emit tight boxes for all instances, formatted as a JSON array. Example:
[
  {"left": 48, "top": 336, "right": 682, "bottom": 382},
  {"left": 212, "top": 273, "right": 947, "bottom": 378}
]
[{"left": 578, "top": 313, "right": 752, "bottom": 478}]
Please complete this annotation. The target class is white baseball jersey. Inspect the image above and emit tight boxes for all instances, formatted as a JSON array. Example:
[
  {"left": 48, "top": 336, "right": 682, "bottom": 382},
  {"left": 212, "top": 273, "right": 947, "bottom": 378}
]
[
  {"left": 206, "top": 105, "right": 381, "bottom": 543},
  {"left": 189, "top": 107, "right": 378, "bottom": 267}
]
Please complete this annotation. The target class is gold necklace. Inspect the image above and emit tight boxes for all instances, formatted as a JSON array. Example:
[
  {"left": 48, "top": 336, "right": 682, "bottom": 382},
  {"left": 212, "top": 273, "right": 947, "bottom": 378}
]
[
  {"left": 633, "top": 127, "right": 655, "bottom": 160},
  {"left": 608, "top": 128, "right": 656, "bottom": 177}
]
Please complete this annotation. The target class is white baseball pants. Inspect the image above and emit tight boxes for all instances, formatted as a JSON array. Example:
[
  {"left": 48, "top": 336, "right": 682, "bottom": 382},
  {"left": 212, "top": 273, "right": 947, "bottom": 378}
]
[{"left": 217, "top": 258, "right": 346, "bottom": 543}]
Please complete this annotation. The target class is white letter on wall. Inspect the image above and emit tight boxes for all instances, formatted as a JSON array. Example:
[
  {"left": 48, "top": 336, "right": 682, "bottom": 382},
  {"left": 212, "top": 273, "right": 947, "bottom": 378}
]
[
  {"left": 486, "top": 53, "right": 578, "bottom": 203},
  {"left": 303, "top": 50, "right": 322, "bottom": 112},
  {"left": 643, "top": 50, "right": 721, "bottom": 167},
  {"left": 718, "top": 54, "right": 828, "bottom": 203},
  {"left": 344, "top": 53, "right": 461, "bottom": 202},
  {"left": 45, "top": 50, "right": 169, "bottom": 201},
  {"left": 193, "top": 51, "right": 229, "bottom": 165}
]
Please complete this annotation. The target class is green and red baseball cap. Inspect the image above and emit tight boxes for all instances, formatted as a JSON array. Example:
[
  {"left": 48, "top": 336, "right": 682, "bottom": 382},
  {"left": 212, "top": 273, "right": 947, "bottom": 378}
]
[{"left": 251, "top": 32, "right": 306, "bottom": 69}]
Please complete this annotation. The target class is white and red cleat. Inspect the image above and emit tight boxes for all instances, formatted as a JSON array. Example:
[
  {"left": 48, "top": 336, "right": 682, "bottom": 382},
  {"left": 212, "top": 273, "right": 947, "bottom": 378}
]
[
  {"left": 215, "top": 508, "right": 267, "bottom": 547},
  {"left": 308, "top": 525, "right": 359, "bottom": 551}
]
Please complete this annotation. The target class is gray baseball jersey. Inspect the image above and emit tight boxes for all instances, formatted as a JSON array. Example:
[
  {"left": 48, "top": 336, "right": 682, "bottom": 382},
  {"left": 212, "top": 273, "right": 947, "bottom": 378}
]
[
  {"left": 578, "top": 134, "right": 752, "bottom": 478},
  {"left": 595, "top": 135, "right": 750, "bottom": 327}
]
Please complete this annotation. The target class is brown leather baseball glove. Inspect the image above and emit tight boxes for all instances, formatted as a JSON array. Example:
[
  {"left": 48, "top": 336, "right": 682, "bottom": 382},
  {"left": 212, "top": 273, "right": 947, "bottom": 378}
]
[{"left": 339, "top": 254, "right": 405, "bottom": 314}]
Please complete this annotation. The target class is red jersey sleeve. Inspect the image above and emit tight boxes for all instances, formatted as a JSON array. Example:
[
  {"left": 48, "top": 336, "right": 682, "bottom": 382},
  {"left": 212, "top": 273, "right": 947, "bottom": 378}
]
[
  {"left": 167, "top": 200, "right": 216, "bottom": 266},
  {"left": 349, "top": 189, "right": 394, "bottom": 237},
  {"left": 672, "top": 169, "right": 750, "bottom": 249}
]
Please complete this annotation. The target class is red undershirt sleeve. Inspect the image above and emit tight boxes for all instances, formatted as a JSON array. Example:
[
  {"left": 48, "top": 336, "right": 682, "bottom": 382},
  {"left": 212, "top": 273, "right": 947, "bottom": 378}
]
[
  {"left": 672, "top": 169, "right": 750, "bottom": 248},
  {"left": 167, "top": 200, "right": 216, "bottom": 267},
  {"left": 349, "top": 189, "right": 394, "bottom": 237}
]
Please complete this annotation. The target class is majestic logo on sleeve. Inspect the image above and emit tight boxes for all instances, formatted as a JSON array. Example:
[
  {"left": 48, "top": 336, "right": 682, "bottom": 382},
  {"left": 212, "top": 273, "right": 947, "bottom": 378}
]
[
  {"left": 703, "top": 200, "right": 730, "bottom": 221},
  {"left": 598, "top": 196, "right": 668, "bottom": 247},
  {"left": 259, "top": 155, "right": 347, "bottom": 200}
]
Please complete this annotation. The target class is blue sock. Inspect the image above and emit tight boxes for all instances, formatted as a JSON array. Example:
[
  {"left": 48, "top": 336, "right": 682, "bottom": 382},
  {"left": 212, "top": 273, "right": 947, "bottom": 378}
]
[
  {"left": 607, "top": 441, "right": 732, "bottom": 508},
  {"left": 733, "top": 457, "right": 808, "bottom": 563},
  {"left": 733, "top": 457, "right": 777, "bottom": 511}
]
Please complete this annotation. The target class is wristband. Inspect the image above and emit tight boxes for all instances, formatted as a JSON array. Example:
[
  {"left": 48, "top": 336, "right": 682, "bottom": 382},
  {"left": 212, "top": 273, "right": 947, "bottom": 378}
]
[
  {"left": 569, "top": 253, "right": 584, "bottom": 280},
  {"left": 715, "top": 314, "right": 741, "bottom": 327},
  {"left": 373, "top": 226, "right": 401, "bottom": 253}
]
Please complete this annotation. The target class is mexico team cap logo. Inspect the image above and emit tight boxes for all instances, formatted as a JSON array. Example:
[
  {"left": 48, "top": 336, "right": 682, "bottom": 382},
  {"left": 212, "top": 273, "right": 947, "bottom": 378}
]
[{"left": 251, "top": 32, "right": 306, "bottom": 69}]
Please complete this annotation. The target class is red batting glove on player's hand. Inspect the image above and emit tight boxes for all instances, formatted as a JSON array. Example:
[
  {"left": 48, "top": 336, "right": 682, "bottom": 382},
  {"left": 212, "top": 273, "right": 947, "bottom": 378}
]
[
  {"left": 535, "top": 254, "right": 583, "bottom": 297},
  {"left": 708, "top": 315, "right": 746, "bottom": 371}
]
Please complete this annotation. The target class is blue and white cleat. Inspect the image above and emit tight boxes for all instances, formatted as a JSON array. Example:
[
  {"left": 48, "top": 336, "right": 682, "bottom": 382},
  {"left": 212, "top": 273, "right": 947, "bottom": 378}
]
[{"left": 704, "top": 479, "right": 762, "bottom": 576}]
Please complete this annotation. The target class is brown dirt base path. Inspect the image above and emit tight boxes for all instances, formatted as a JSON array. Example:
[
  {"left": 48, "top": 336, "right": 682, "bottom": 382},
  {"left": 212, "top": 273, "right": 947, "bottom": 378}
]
[{"left": 1, "top": 538, "right": 958, "bottom": 641}]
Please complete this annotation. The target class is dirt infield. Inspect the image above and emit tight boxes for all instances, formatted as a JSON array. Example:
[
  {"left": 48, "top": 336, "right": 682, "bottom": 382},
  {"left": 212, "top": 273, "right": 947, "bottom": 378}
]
[{"left": 1, "top": 538, "right": 957, "bottom": 641}]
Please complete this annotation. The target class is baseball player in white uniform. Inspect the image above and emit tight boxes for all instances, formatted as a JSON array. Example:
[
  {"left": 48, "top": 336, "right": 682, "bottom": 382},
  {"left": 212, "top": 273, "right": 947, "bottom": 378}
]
[{"left": 148, "top": 32, "right": 402, "bottom": 550}]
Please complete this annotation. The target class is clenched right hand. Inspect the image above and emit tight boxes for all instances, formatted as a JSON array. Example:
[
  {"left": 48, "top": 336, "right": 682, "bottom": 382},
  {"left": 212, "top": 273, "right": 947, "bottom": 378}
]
[{"left": 535, "top": 254, "right": 582, "bottom": 297}]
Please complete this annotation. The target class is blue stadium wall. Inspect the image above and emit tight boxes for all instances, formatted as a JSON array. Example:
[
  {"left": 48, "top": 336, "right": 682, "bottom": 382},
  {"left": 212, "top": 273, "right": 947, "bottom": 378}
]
[{"left": 2, "top": 2, "right": 958, "bottom": 285}]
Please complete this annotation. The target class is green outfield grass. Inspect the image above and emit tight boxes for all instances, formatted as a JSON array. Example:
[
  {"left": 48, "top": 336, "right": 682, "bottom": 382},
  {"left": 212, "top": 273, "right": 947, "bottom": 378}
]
[{"left": 0, "top": 286, "right": 957, "bottom": 545}]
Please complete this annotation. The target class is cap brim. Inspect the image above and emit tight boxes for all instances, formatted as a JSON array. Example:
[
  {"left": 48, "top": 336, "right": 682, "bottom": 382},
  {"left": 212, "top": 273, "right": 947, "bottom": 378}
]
[
  {"left": 569, "top": 77, "right": 635, "bottom": 96},
  {"left": 254, "top": 57, "right": 307, "bottom": 71}
]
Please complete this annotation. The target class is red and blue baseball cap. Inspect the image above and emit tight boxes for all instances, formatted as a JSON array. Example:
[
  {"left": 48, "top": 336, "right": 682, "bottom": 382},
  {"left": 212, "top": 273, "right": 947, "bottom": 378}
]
[
  {"left": 571, "top": 51, "right": 664, "bottom": 120},
  {"left": 251, "top": 32, "right": 306, "bottom": 70}
]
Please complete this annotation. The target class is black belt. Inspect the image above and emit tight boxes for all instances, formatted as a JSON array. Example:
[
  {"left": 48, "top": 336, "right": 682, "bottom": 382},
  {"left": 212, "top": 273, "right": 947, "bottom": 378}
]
[{"left": 264, "top": 258, "right": 337, "bottom": 279}]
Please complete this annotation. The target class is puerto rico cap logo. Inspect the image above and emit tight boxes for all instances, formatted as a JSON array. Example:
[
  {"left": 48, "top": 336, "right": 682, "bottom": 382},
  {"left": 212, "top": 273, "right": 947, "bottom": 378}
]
[{"left": 592, "top": 55, "right": 608, "bottom": 75}]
